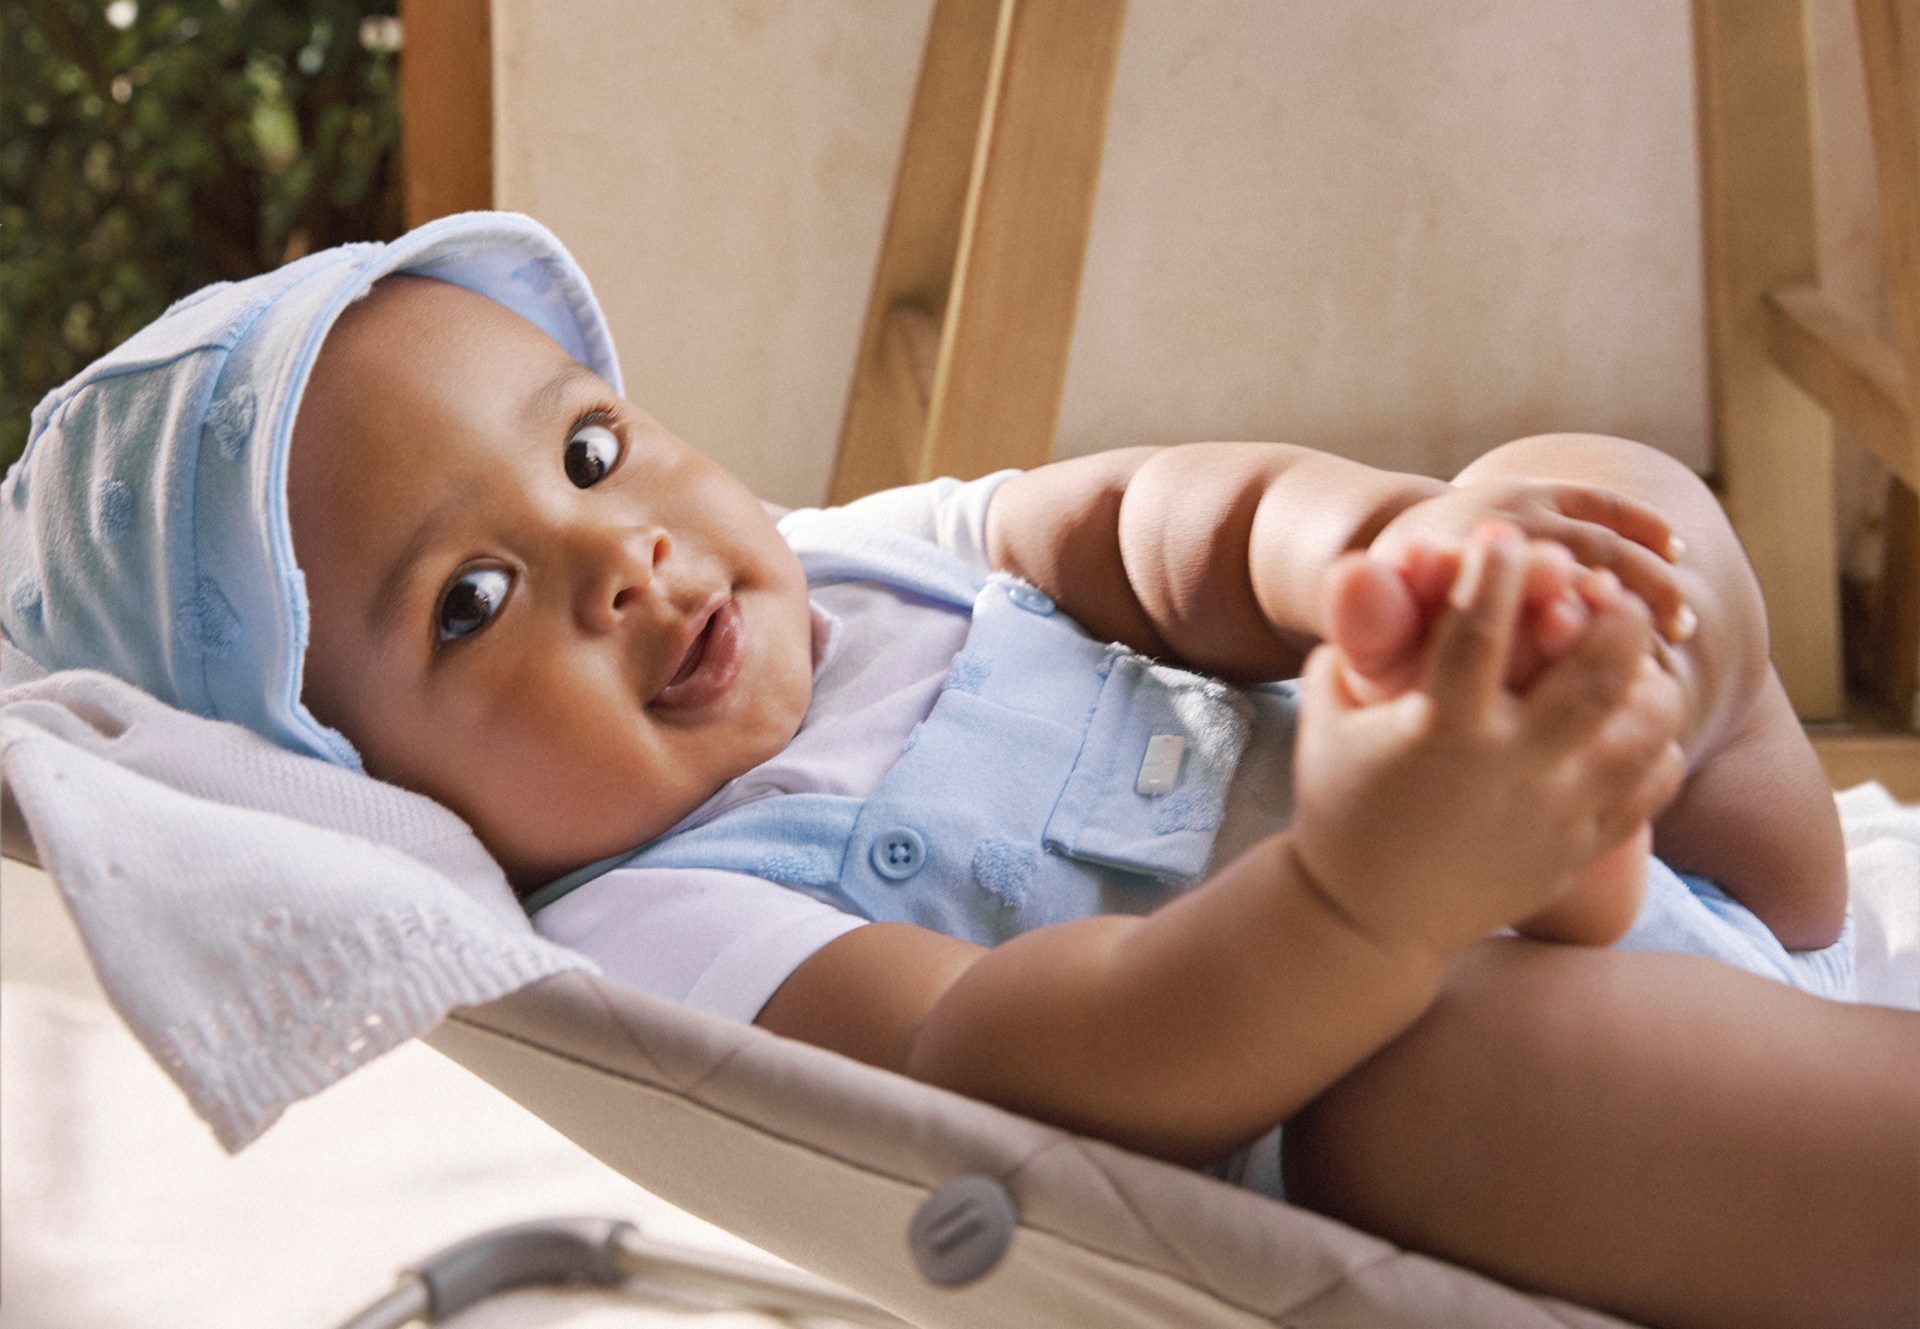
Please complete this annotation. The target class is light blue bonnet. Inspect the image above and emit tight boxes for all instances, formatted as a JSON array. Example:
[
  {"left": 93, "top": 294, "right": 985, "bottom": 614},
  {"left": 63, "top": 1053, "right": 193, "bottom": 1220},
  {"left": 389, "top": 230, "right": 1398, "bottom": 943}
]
[{"left": 1, "top": 211, "right": 621, "bottom": 768}]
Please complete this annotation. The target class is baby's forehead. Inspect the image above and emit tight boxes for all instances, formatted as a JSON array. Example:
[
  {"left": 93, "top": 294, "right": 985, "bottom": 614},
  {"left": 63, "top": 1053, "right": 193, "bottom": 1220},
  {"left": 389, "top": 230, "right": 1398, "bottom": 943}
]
[
  {"left": 321, "top": 272, "right": 515, "bottom": 355},
  {"left": 292, "top": 274, "right": 615, "bottom": 511},
  {"left": 303, "top": 274, "right": 595, "bottom": 420}
]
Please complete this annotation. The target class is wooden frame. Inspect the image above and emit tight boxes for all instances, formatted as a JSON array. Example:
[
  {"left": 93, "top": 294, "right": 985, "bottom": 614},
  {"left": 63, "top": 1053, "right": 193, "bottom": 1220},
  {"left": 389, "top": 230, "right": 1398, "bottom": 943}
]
[
  {"left": 399, "top": 0, "right": 494, "bottom": 226},
  {"left": 1696, "top": 0, "right": 1920, "bottom": 732},
  {"left": 828, "top": 0, "right": 1127, "bottom": 503},
  {"left": 1693, "top": 0, "right": 1845, "bottom": 720}
]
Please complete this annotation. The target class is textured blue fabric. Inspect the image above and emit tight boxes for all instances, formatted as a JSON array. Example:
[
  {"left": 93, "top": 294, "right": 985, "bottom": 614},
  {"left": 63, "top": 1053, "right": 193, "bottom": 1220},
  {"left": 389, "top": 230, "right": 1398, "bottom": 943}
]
[
  {"left": 1617, "top": 861, "right": 1857, "bottom": 999},
  {"left": 1, "top": 212, "right": 621, "bottom": 767},
  {"left": 537, "top": 510, "right": 1260, "bottom": 945}
]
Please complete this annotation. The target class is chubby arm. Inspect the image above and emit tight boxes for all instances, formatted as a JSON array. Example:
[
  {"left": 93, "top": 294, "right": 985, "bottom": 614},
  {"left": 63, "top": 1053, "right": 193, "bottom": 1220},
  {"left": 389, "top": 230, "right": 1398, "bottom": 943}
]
[
  {"left": 757, "top": 837, "right": 1445, "bottom": 1164},
  {"left": 985, "top": 444, "right": 1447, "bottom": 681},
  {"left": 983, "top": 443, "right": 1686, "bottom": 681}
]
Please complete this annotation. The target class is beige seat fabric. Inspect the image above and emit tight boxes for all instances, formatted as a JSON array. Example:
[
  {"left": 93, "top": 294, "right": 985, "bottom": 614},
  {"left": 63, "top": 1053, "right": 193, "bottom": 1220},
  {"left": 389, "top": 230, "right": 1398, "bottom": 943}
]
[{"left": 427, "top": 972, "right": 1640, "bottom": 1329}]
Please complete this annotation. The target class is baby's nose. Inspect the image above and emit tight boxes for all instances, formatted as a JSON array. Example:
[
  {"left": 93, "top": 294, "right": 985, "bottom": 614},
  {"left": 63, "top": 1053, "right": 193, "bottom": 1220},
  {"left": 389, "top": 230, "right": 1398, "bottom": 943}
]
[{"left": 574, "top": 524, "right": 670, "bottom": 631}]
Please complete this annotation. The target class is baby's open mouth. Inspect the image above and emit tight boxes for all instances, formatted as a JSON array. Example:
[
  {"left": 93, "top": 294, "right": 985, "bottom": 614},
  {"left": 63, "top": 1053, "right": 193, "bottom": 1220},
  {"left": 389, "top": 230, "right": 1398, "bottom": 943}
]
[{"left": 654, "top": 597, "right": 745, "bottom": 710}]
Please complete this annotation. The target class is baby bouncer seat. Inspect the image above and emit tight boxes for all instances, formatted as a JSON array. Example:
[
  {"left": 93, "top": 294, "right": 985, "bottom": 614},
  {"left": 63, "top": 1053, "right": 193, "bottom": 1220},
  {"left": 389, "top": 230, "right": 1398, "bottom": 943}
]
[{"left": 10, "top": 1, "right": 1920, "bottom": 1325}]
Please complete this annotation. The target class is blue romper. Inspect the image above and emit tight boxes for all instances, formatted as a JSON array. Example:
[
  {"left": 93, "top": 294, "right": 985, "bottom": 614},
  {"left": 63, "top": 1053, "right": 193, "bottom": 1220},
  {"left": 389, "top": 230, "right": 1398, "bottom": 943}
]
[{"left": 529, "top": 503, "right": 1857, "bottom": 1000}]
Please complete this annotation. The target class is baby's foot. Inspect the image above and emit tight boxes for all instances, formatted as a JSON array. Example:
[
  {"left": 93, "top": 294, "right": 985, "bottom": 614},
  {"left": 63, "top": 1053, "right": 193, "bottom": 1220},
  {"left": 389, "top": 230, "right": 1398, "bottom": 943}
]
[
  {"left": 1320, "top": 527, "right": 1649, "bottom": 946},
  {"left": 1514, "top": 823, "right": 1649, "bottom": 946},
  {"left": 1317, "top": 551, "right": 1425, "bottom": 704},
  {"left": 1322, "top": 535, "right": 1594, "bottom": 699}
]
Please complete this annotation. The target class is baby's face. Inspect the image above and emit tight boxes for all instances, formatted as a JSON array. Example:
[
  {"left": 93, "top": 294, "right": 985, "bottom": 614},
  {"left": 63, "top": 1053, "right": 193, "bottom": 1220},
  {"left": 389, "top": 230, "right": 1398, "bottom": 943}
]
[{"left": 289, "top": 277, "right": 814, "bottom": 886}]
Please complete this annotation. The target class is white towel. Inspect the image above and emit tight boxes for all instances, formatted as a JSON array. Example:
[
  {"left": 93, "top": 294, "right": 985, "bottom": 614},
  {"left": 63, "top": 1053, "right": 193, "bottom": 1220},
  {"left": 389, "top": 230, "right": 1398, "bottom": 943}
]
[
  {"left": 0, "top": 639, "right": 591, "bottom": 1151},
  {"left": 1837, "top": 781, "right": 1920, "bottom": 1009}
]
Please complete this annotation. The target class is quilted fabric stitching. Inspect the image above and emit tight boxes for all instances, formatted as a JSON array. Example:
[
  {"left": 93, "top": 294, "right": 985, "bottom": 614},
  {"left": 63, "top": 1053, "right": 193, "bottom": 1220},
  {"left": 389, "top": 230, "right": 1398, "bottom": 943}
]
[
  {"left": 1004, "top": 1135, "right": 1209, "bottom": 1287},
  {"left": 443, "top": 999, "right": 1627, "bottom": 1327},
  {"left": 572, "top": 975, "right": 681, "bottom": 1086},
  {"left": 443, "top": 1008, "right": 1306, "bottom": 1322},
  {"left": 583, "top": 971, "right": 760, "bottom": 1097}
]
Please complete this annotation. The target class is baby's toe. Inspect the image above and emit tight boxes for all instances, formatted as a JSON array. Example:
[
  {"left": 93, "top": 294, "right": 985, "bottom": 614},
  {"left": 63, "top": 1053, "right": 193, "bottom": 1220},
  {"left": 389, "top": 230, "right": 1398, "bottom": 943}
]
[{"left": 1322, "top": 552, "right": 1423, "bottom": 685}]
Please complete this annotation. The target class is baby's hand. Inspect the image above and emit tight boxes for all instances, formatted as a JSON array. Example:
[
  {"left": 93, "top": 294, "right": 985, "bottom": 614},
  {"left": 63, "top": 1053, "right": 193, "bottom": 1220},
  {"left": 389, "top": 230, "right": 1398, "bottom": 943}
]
[
  {"left": 1321, "top": 536, "right": 1596, "bottom": 702},
  {"left": 1319, "top": 534, "right": 1663, "bottom": 946},
  {"left": 1369, "top": 476, "right": 1695, "bottom": 647},
  {"left": 1291, "top": 523, "right": 1686, "bottom": 960}
]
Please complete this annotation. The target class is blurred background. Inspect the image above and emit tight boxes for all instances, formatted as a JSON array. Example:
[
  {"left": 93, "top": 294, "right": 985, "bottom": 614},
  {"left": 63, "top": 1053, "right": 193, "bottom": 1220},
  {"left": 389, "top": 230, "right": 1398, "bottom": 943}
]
[{"left": 1, "top": 0, "right": 404, "bottom": 471}]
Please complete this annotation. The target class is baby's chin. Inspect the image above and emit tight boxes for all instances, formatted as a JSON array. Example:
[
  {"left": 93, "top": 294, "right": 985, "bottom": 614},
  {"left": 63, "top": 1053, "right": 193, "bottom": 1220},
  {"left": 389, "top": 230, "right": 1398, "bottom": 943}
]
[
  {"left": 494, "top": 810, "right": 676, "bottom": 894},
  {"left": 489, "top": 734, "right": 798, "bottom": 892}
]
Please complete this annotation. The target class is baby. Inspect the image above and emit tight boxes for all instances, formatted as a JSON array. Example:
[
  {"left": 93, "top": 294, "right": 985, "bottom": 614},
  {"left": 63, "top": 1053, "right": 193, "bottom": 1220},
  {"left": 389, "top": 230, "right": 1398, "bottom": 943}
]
[{"left": 5, "top": 214, "right": 1913, "bottom": 1328}]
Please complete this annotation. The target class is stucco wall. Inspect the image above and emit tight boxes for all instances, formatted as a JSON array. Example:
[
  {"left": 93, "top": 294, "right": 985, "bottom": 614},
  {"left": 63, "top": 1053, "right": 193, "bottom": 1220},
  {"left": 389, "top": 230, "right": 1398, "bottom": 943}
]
[{"left": 494, "top": 0, "right": 1883, "bottom": 513}]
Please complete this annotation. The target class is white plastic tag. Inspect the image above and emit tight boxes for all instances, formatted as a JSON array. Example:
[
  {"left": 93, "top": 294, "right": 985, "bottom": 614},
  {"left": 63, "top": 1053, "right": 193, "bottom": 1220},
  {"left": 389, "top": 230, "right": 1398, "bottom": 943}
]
[{"left": 1135, "top": 734, "right": 1187, "bottom": 796}]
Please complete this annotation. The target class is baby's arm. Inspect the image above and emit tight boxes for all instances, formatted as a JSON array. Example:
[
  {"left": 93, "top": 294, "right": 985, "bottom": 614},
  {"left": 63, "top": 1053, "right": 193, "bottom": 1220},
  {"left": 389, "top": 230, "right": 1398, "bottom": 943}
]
[
  {"left": 982, "top": 443, "right": 1689, "bottom": 684},
  {"left": 759, "top": 527, "right": 1684, "bottom": 1162}
]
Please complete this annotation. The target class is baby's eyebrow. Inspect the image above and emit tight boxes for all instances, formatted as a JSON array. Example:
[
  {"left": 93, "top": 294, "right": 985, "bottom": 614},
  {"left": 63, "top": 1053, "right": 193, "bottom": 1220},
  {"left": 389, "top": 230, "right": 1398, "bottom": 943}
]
[
  {"left": 366, "top": 492, "right": 464, "bottom": 641},
  {"left": 523, "top": 361, "right": 601, "bottom": 428}
]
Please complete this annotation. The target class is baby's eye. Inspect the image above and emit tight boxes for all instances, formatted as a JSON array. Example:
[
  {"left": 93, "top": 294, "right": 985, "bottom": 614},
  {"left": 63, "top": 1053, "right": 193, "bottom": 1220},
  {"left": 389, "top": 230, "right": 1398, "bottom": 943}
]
[
  {"left": 564, "top": 421, "right": 621, "bottom": 488},
  {"left": 437, "top": 567, "right": 511, "bottom": 643}
]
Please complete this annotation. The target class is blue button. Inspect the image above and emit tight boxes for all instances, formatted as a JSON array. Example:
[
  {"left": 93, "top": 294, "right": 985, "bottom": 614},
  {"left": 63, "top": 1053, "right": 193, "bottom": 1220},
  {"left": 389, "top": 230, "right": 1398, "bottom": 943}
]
[
  {"left": 871, "top": 827, "right": 927, "bottom": 880},
  {"left": 1007, "top": 582, "right": 1054, "bottom": 615}
]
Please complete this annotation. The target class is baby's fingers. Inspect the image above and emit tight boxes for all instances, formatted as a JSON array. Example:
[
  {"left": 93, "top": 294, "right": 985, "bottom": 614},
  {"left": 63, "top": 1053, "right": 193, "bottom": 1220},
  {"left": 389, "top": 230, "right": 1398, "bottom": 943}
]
[
  {"left": 1589, "top": 727, "right": 1688, "bottom": 852},
  {"left": 1545, "top": 509, "right": 1692, "bottom": 644},
  {"left": 1522, "top": 573, "right": 1660, "bottom": 748},
  {"left": 1554, "top": 483, "right": 1680, "bottom": 564},
  {"left": 1421, "top": 522, "right": 1528, "bottom": 718}
]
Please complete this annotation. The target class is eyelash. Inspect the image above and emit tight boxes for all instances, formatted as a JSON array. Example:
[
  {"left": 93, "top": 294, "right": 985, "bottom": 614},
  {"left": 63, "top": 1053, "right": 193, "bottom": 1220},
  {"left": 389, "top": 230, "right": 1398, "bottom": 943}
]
[
  {"left": 574, "top": 402, "right": 624, "bottom": 432},
  {"left": 567, "top": 403, "right": 627, "bottom": 484}
]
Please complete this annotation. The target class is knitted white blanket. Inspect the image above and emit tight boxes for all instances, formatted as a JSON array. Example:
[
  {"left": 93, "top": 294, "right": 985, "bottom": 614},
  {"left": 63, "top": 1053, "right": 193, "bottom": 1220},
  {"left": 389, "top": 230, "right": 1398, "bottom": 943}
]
[{"left": 0, "top": 641, "right": 591, "bottom": 1150}]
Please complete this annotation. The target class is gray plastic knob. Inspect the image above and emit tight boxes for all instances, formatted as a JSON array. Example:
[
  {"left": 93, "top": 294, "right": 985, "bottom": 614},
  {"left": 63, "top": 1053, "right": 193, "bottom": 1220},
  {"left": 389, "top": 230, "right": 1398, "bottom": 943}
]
[{"left": 908, "top": 1174, "right": 1018, "bottom": 1287}]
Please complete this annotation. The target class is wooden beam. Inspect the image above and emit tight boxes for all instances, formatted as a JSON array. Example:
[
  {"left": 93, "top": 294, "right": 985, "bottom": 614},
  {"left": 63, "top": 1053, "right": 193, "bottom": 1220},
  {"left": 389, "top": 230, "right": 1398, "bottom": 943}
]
[
  {"left": 1873, "top": 476, "right": 1920, "bottom": 718},
  {"left": 1693, "top": 0, "right": 1844, "bottom": 719},
  {"left": 1763, "top": 283, "right": 1917, "bottom": 489},
  {"left": 399, "top": 0, "right": 494, "bottom": 227},
  {"left": 921, "top": 0, "right": 1126, "bottom": 482},
  {"left": 830, "top": 0, "right": 1126, "bottom": 502},
  {"left": 1847, "top": 1, "right": 1920, "bottom": 725},
  {"left": 1855, "top": 0, "right": 1920, "bottom": 483},
  {"left": 830, "top": 0, "right": 1005, "bottom": 503},
  {"left": 879, "top": 302, "right": 943, "bottom": 481}
]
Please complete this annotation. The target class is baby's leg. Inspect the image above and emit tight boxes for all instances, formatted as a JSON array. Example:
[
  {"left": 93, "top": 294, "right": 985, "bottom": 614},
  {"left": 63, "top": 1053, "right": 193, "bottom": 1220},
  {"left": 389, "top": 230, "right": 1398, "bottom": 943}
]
[
  {"left": 1453, "top": 435, "right": 1847, "bottom": 950},
  {"left": 1284, "top": 938, "right": 1920, "bottom": 1329}
]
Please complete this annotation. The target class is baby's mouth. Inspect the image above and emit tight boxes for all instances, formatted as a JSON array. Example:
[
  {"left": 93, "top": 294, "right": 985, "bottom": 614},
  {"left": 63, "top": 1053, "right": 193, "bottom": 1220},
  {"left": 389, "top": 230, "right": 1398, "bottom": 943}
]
[{"left": 653, "top": 596, "right": 745, "bottom": 710}]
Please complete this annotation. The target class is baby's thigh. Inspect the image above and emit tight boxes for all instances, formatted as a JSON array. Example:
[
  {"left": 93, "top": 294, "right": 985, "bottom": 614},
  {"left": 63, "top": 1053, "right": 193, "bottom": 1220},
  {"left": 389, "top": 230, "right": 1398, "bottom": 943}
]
[{"left": 1282, "top": 937, "right": 1920, "bottom": 1327}]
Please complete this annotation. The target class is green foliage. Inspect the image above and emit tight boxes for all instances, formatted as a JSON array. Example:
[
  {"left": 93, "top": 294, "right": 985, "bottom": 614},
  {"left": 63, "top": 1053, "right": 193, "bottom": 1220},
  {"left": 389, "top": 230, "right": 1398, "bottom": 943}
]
[{"left": 1, "top": 0, "right": 404, "bottom": 470}]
